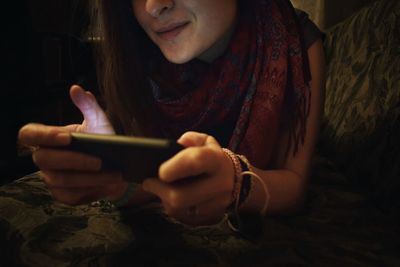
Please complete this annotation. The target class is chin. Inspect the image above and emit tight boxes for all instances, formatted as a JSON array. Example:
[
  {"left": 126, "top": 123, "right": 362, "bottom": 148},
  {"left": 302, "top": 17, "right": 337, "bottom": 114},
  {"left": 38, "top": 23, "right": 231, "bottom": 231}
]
[{"left": 161, "top": 48, "right": 197, "bottom": 64}]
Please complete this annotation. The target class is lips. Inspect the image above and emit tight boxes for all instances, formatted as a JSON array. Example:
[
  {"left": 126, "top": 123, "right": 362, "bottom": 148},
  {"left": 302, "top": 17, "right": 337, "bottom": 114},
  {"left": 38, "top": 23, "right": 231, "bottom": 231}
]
[{"left": 155, "top": 22, "right": 190, "bottom": 41}]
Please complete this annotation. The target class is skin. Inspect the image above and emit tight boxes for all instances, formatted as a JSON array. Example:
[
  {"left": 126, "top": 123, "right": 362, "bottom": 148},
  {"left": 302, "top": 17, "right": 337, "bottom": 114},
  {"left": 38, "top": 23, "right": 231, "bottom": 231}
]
[
  {"left": 18, "top": 0, "right": 325, "bottom": 226},
  {"left": 132, "top": 0, "right": 237, "bottom": 63}
]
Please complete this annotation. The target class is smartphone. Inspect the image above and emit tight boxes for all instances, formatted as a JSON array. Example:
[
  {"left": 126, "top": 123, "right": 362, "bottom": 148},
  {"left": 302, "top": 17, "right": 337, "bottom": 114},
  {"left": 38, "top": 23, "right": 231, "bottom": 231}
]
[{"left": 64, "top": 132, "right": 184, "bottom": 182}]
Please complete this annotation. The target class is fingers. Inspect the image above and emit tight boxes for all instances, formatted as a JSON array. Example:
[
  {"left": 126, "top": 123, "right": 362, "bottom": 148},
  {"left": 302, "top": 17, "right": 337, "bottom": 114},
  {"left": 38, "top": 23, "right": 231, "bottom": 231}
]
[
  {"left": 70, "top": 85, "right": 99, "bottom": 117},
  {"left": 159, "top": 132, "right": 224, "bottom": 182},
  {"left": 32, "top": 148, "right": 102, "bottom": 171},
  {"left": 41, "top": 170, "right": 123, "bottom": 188},
  {"left": 18, "top": 123, "right": 72, "bottom": 147},
  {"left": 143, "top": 169, "right": 232, "bottom": 209},
  {"left": 69, "top": 85, "right": 114, "bottom": 134},
  {"left": 160, "top": 132, "right": 223, "bottom": 183},
  {"left": 48, "top": 186, "right": 103, "bottom": 206},
  {"left": 177, "top": 131, "right": 220, "bottom": 148},
  {"left": 145, "top": 131, "right": 235, "bottom": 225},
  {"left": 159, "top": 146, "right": 224, "bottom": 182},
  {"left": 163, "top": 193, "right": 231, "bottom": 226},
  {"left": 46, "top": 180, "right": 126, "bottom": 206},
  {"left": 151, "top": 130, "right": 233, "bottom": 208},
  {"left": 39, "top": 166, "right": 126, "bottom": 206}
]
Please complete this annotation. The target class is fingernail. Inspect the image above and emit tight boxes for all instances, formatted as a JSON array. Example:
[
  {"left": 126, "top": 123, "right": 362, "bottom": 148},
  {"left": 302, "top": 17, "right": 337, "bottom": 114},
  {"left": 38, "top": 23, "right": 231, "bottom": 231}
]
[{"left": 85, "top": 91, "right": 94, "bottom": 100}]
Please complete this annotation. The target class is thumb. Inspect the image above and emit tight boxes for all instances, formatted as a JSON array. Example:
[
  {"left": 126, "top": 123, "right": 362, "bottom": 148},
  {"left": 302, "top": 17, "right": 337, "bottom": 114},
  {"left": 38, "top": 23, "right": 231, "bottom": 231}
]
[
  {"left": 69, "top": 85, "right": 115, "bottom": 134},
  {"left": 177, "top": 131, "right": 220, "bottom": 148}
]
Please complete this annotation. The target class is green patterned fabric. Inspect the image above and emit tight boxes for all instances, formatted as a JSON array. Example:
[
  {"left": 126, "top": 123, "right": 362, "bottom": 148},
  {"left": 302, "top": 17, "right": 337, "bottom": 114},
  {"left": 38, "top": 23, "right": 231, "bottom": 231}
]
[
  {"left": 320, "top": 0, "right": 400, "bottom": 210},
  {"left": 1, "top": 165, "right": 399, "bottom": 267},
  {"left": 1, "top": 0, "right": 400, "bottom": 266}
]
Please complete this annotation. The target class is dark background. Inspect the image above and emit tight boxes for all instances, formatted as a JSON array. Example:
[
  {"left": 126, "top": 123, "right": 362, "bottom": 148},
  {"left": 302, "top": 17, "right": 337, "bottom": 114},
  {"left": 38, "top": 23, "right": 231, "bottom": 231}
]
[{"left": 1, "top": 0, "right": 95, "bottom": 184}]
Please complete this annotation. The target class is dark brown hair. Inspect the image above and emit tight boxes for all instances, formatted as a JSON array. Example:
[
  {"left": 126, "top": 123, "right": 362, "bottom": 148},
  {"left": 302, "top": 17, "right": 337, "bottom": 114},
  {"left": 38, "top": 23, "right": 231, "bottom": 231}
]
[{"left": 90, "top": 0, "right": 161, "bottom": 136}]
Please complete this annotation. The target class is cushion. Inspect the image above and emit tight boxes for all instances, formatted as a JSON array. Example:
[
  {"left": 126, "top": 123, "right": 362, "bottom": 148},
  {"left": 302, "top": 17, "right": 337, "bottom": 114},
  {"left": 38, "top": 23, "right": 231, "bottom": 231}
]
[{"left": 320, "top": 0, "right": 400, "bottom": 211}]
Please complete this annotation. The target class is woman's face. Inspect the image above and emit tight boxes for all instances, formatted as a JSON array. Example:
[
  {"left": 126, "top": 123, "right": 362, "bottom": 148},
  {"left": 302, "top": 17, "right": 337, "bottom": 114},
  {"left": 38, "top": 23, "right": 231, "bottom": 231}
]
[{"left": 132, "top": 0, "right": 237, "bottom": 64}]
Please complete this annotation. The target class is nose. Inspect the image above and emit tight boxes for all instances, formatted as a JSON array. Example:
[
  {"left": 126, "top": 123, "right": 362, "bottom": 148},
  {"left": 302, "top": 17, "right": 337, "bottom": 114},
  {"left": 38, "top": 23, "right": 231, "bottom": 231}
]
[{"left": 145, "top": 0, "right": 174, "bottom": 18}]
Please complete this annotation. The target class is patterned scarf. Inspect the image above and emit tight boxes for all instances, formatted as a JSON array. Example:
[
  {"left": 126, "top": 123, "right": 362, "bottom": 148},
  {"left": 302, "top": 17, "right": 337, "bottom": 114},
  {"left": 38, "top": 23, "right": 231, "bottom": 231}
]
[{"left": 149, "top": 0, "right": 311, "bottom": 168}]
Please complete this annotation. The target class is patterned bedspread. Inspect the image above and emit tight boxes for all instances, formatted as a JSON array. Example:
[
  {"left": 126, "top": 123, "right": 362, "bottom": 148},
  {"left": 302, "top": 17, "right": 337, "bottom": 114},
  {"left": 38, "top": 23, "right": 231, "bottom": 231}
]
[{"left": 1, "top": 156, "right": 399, "bottom": 267}]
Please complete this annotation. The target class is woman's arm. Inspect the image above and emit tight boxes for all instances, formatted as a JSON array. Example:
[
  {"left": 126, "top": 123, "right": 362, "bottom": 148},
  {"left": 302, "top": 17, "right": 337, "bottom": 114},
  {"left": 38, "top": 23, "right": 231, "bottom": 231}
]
[
  {"left": 240, "top": 39, "right": 326, "bottom": 214},
  {"left": 126, "top": 39, "right": 326, "bottom": 225}
]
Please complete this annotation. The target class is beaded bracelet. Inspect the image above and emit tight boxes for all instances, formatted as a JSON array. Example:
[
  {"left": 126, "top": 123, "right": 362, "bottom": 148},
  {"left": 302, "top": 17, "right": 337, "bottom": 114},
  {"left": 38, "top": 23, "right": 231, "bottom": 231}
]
[{"left": 221, "top": 148, "right": 243, "bottom": 208}]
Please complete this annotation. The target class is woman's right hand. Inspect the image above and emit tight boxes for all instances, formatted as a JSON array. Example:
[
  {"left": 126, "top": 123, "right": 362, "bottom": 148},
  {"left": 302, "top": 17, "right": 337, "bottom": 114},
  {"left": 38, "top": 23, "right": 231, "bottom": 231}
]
[{"left": 18, "top": 85, "right": 129, "bottom": 205}]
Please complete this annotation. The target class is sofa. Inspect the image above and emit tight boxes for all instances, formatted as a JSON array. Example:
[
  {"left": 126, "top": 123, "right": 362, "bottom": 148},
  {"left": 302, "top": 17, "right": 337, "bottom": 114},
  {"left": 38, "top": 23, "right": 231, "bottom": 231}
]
[{"left": 1, "top": 0, "right": 399, "bottom": 266}]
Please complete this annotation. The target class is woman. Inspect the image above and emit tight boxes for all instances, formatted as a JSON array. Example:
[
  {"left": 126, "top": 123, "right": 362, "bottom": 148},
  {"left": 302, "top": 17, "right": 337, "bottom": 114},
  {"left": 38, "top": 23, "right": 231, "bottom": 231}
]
[{"left": 18, "top": 0, "right": 325, "bottom": 227}]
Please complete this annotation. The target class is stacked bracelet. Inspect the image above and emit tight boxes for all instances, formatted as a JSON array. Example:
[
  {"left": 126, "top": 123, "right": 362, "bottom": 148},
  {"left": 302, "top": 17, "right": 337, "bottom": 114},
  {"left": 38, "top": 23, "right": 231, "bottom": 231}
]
[
  {"left": 236, "top": 155, "right": 252, "bottom": 207},
  {"left": 222, "top": 148, "right": 243, "bottom": 209},
  {"left": 222, "top": 148, "right": 271, "bottom": 235},
  {"left": 241, "top": 171, "right": 270, "bottom": 216},
  {"left": 236, "top": 153, "right": 270, "bottom": 216}
]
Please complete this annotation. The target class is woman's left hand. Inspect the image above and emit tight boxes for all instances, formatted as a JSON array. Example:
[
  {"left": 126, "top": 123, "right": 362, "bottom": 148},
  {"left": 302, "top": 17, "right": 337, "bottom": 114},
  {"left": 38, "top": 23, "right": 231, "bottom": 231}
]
[{"left": 142, "top": 131, "right": 235, "bottom": 226}]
